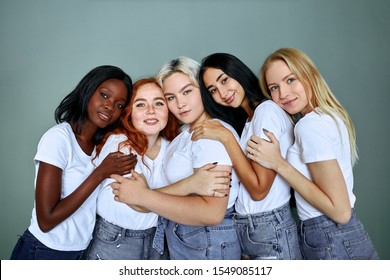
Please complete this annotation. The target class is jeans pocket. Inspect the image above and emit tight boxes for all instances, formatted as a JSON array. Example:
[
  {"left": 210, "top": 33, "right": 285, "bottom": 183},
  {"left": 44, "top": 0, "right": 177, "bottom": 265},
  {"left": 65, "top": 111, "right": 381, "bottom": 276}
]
[
  {"left": 245, "top": 222, "right": 279, "bottom": 260},
  {"left": 344, "top": 232, "right": 379, "bottom": 260},
  {"left": 96, "top": 225, "right": 121, "bottom": 244},
  {"left": 301, "top": 226, "right": 331, "bottom": 260}
]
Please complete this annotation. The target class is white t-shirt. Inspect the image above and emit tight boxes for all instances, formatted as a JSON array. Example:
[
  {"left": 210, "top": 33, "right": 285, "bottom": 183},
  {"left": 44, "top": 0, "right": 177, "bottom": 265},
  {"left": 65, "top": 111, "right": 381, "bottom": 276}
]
[
  {"left": 287, "top": 109, "right": 356, "bottom": 221},
  {"left": 95, "top": 134, "right": 169, "bottom": 230},
  {"left": 235, "top": 100, "right": 294, "bottom": 214},
  {"left": 28, "top": 122, "right": 99, "bottom": 251},
  {"left": 164, "top": 120, "right": 239, "bottom": 209}
]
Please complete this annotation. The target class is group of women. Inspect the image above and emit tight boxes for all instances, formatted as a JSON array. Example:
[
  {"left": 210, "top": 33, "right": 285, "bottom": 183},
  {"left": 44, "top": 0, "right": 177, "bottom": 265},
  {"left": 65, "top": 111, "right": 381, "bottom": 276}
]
[{"left": 10, "top": 48, "right": 378, "bottom": 260}]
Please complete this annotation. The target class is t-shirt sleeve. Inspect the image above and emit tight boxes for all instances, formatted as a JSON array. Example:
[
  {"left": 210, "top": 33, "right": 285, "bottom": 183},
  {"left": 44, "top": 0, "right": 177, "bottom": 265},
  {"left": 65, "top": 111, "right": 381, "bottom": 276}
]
[
  {"left": 295, "top": 116, "right": 337, "bottom": 163},
  {"left": 192, "top": 138, "right": 232, "bottom": 168},
  {"left": 252, "top": 101, "right": 285, "bottom": 141},
  {"left": 34, "top": 127, "right": 71, "bottom": 170}
]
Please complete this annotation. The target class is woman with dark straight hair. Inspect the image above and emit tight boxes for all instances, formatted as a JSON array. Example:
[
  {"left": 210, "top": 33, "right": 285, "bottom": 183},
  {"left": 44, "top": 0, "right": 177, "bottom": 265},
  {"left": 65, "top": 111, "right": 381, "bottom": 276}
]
[{"left": 192, "top": 53, "right": 301, "bottom": 260}]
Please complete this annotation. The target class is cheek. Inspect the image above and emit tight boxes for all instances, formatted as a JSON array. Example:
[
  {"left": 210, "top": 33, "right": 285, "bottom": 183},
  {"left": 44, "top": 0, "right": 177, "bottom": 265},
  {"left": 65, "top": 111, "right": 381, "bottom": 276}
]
[
  {"left": 211, "top": 94, "right": 223, "bottom": 105},
  {"left": 131, "top": 113, "right": 143, "bottom": 131}
]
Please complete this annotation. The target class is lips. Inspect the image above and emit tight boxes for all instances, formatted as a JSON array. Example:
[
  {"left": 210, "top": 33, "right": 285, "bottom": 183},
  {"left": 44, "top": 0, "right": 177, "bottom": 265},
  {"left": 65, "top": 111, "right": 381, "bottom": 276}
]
[
  {"left": 98, "top": 111, "right": 111, "bottom": 122},
  {"left": 179, "top": 110, "right": 191, "bottom": 117},
  {"left": 224, "top": 93, "right": 235, "bottom": 104}
]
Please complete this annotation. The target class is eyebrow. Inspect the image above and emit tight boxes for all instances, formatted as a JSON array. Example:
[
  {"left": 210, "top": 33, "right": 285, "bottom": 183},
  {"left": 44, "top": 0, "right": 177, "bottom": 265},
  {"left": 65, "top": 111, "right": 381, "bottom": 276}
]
[
  {"left": 268, "top": 72, "right": 294, "bottom": 86},
  {"left": 134, "top": 97, "right": 165, "bottom": 102},
  {"left": 206, "top": 73, "right": 224, "bottom": 90},
  {"left": 164, "top": 83, "right": 193, "bottom": 96}
]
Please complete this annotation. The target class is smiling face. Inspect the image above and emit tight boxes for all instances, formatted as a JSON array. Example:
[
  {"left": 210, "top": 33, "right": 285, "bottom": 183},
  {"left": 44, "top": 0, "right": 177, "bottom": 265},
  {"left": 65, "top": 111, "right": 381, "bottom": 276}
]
[
  {"left": 162, "top": 72, "right": 206, "bottom": 127},
  {"left": 266, "top": 60, "right": 312, "bottom": 116},
  {"left": 202, "top": 67, "right": 245, "bottom": 108},
  {"left": 87, "top": 78, "right": 128, "bottom": 128},
  {"left": 131, "top": 82, "right": 168, "bottom": 138}
]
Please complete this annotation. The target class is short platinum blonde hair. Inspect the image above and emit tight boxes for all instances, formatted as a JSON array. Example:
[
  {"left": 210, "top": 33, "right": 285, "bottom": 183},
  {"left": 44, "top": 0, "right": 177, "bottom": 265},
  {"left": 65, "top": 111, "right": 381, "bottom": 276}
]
[{"left": 155, "top": 56, "right": 200, "bottom": 88}]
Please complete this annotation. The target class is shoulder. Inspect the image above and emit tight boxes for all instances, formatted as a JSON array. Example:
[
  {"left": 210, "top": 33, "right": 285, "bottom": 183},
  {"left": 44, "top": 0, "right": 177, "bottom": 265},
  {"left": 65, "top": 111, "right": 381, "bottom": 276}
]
[
  {"left": 255, "top": 100, "right": 290, "bottom": 119},
  {"left": 214, "top": 118, "right": 240, "bottom": 140},
  {"left": 40, "top": 122, "right": 73, "bottom": 143}
]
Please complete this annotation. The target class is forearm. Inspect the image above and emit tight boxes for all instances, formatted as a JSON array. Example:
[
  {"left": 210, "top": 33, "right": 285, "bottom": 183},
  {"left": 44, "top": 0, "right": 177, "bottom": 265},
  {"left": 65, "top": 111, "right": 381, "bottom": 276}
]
[
  {"left": 156, "top": 179, "right": 194, "bottom": 196},
  {"left": 222, "top": 132, "right": 274, "bottom": 200},
  {"left": 140, "top": 190, "right": 228, "bottom": 226},
  {"left": 37, "top": 170, "right": 103, "bottom": 232}
]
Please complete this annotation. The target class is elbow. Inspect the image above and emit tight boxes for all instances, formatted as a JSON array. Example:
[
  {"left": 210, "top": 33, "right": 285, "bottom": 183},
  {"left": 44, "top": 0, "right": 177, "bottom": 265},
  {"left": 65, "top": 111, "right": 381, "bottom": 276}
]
[
  {"left": 37, "top": 215, "right": 55, "bottom": 233},
  {"left": 37, "top": 221, "right": 54, "bottom": 233},
  {"left": 202, "top": 212, "right": 225, "bottom": 226},
  {"left": 333, "top": 208, "right": 352, "bottom": 225}
]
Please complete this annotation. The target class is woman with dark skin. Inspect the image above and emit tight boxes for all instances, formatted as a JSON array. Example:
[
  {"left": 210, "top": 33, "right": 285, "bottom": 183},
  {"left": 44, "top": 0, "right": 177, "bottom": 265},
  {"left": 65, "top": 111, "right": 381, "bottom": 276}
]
[{"left": 10, "top": 65, "right": 137, "bottom": 260}]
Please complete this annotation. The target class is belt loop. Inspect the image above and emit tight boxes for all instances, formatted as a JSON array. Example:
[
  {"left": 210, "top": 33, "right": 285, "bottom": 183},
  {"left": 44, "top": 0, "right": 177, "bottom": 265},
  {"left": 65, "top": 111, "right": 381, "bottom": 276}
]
[
  {"left": 273, "top": 208, "right": 283, "bottom": 224},
  {"left": 247, "top": 214, "right": 254, "bottom": 230}
]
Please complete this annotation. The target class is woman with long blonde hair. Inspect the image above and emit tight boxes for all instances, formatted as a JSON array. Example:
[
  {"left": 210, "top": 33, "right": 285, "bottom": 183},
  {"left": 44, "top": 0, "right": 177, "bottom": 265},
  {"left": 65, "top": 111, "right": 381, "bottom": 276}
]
[{"left": 247, "top": 47, "right": 378, "bottom": 259}]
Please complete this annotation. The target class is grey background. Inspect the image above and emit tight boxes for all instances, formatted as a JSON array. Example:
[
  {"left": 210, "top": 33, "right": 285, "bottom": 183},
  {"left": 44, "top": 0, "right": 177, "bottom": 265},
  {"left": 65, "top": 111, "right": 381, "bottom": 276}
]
[{"left": 1, "top": 0, "right": 389, "bottom": 259}]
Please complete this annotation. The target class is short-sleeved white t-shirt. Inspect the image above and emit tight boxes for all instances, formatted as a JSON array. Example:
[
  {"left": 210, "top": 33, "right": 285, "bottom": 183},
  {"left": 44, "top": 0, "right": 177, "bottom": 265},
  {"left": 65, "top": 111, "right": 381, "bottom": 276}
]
[
  {"left": 287, "top": 110, "right": 356, "bottom": 221},
  {"left": 28, "top": 122, "right": 99, "bottom": 251},
  {"left": 235, "top": 100, "right": 294, "bottom": 214},
  {"left": 164, "top": 120, "right": 240, "bottom": 209},
  {"left": 94, "top": 134, "right": 169, "bottom": 230}
]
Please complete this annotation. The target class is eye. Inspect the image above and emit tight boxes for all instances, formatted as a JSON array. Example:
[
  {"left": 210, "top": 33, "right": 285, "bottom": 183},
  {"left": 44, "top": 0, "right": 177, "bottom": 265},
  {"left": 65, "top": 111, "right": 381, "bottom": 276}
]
[
  {"left": 165, "top": 95, "right": 175, "bottom": 101},
  {"left": 116, "top": 103, "right": 125, "bottom": 109},
  {"left": 135, "top": 102, "right": 145, "bottom": 107},
  {"left": 208, "top": 87, "right": 216, "bottom": 94},
  {"left": 221, "top": 76, "right": 228, "bottom": 84},
  {"left": 183, "top": 89, "right": 192, "bottom": 95},
  {"left": 269, "top": 85, "right": 278, "bottom": 92},
  {"left": 287, "top": 77, "right": 295, "bottom": 84},
  {"left": 100, "top": 92, "right": 108, "bottom": 99},
  {"left": 155, "top": 101, "right": 166, "bottom": 106}
]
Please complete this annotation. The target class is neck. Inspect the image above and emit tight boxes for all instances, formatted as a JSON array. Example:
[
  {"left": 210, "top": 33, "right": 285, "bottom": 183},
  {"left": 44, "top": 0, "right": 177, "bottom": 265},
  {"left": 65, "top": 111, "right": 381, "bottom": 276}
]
[
  {"left": 241, "top": 98, "right": 254, "bottom": 121},
  {"left": 146, "top": 135, "right": 161, "bottom": 160},
  {"left": 190, "top": 111, "right": 210, "bottom": 131}
]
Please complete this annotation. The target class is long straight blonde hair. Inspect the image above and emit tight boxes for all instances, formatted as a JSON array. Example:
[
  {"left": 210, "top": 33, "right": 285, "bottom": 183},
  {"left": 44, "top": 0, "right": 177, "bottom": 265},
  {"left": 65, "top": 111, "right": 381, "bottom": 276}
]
[{"left": 259, "top": 48, "right": 358, "bottom": 165}]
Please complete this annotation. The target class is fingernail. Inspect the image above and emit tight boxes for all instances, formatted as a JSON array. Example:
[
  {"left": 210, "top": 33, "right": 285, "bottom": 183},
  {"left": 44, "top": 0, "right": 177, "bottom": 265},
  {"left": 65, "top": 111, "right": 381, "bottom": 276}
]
[
  {"left": 225, "top": 194, "right": 228, "bottom": 197},
  {"left": 212, "top": 162, "right": 218, "bottom": 164},
  {"left": 229, "top": 185, "right": 232, "bottom": 188},
  {"left": 263, "top": 128, "right": 269, "bottom": 133}
]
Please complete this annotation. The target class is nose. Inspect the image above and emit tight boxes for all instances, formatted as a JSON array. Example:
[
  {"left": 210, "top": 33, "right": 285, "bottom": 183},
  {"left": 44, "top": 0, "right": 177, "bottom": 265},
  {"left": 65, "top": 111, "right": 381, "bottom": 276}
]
[
  {"left": 176, "top": 96, "right": 186, "bottom": 109},
  {"left": 219, "top": 88, "right": 229, "bottom": 100},
  {"left": 146, "top": 104, "right": 155, "bottom": 114},
  {"left": 104, "top": 100, "right": 114, "bottom": 111},
  {"left": 279, "top": 84, "right": 290, "bottom": 99}
]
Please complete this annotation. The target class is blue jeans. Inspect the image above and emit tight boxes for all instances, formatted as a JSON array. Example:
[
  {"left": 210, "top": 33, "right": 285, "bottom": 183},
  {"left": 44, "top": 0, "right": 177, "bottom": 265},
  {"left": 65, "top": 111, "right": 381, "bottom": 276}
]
[
  {"left": 299, "top": 209, "right": 379, "bottom": 259},
  {"left": 86, "top": 215, "right": 165, "bottom": 260},
  {"left": 234, "top": 202, "right": 302, "bottom": 260},
  {"left": 165, "top": 207, "right": 241, "bottom": 260},
  {"left": 10, "top": 229, "right": 82, "bottom": 260}
]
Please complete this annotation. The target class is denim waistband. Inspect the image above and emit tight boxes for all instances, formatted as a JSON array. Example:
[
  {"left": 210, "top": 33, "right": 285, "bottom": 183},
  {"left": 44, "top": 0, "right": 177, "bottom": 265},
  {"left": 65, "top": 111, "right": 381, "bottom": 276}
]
[
  {"left": 153, "top": 206, "right": 235, "bottom": 255},
  {"left": 96, "top": 215, "right": 156, "bottom": 237},
  {"left": 300, "top": 208, "right": 355, "bottom": 228},
  {"left": 234, "top": 202, "right": 291, "bottom": 224}
]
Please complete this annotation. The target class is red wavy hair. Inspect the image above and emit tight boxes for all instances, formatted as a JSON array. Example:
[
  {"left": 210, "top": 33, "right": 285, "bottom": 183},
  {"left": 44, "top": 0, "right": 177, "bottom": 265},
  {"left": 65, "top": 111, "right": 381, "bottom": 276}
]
[{"left": 96, "top": 78, "right": 179, "bottom": 159}]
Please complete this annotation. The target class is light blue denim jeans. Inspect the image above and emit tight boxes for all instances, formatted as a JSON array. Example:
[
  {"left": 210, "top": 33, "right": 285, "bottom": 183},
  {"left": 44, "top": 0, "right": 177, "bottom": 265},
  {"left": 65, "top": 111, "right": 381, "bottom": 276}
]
[
  {"left": 165, "top": 207, "right": 241, "bottom": 260},
  {"left": 86, "top": 215, "right": 166, "bottom": 260},
  {"left": 299, "top": 209, "right": 379, "bottom": 259},
  {"left": 234, "top": 202, "right": 302, "bottom": 260}
]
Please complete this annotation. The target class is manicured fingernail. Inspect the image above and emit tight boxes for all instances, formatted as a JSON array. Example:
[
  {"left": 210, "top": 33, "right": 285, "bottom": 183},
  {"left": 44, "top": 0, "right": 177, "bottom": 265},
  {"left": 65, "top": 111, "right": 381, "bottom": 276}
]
[
  {"left": 263, "top": 128, "right": 269, "bottom": 133},
  {"left": 212, "top": 162, "right": 218, "bottom": 164},
  {"left": 229, "top": 185, "right": 232, "bottom": 188}
]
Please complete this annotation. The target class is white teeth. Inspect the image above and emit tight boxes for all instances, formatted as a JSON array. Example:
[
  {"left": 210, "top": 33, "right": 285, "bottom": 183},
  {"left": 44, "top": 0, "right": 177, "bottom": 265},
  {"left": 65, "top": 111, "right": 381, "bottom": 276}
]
[{"left": 144, "top": 119, "right": 158, "bottom": 124}]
